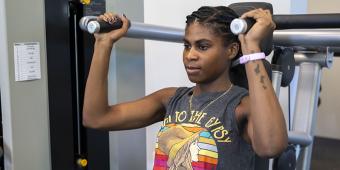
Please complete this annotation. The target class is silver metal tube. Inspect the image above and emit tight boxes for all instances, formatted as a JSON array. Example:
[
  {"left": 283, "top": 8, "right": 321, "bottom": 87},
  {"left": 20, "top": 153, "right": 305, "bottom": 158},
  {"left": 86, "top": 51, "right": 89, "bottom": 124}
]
[
  {"left": 79, "top": 17, "right": 184, "bottom": 43},
  {"left": 288, "top": 131, "right": 313, "bottom": 147},
  {"left": 81, "top": 19, "right": 340, "bottom": 53},
  {"left": 130, "top": 23, "right": 338, "bottom": 45},
  {"left": 274, "top": 29, "right": 340, "bottom": 55},
  {"left": 74, "top": 14, "right": 82, "bottom": 155},
  {"left": 274, "top": 29, "right": 340, "bottom": 47},
  {"left": 126, "top": 22, "right": 340, "bottom": 53},
  {"left": 126, "top": 22, "right": 184, "bottom": 43},
  {"left": 294, "top": 50, "right": 333, "bottom": 68},
  {"left": 127, "top": 22, "right": 340, "bottom": 48}
]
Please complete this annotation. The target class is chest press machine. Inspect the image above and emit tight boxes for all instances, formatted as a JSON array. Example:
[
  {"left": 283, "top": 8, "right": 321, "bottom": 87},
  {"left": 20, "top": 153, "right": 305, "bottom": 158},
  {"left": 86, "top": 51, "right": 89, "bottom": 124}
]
[{"left": 80, "top": 2, "right": 340, "bottom": 170}]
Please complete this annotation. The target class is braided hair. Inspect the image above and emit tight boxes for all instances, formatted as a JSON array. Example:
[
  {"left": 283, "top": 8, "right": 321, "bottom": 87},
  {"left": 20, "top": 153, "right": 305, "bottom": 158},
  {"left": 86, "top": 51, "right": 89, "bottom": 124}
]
[
  {"left": 185, "top": 6, "right": 248, "bottom": 88},
  {"left": 186, "top": 6, "right": 239, "bottom": 47}
]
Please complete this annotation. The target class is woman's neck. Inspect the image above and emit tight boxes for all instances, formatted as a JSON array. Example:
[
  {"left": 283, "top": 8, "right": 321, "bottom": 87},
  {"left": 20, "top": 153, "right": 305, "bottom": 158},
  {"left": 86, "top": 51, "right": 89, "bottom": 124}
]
[{"left": 193, "top": 79, "right": 232, "bottom": 95}]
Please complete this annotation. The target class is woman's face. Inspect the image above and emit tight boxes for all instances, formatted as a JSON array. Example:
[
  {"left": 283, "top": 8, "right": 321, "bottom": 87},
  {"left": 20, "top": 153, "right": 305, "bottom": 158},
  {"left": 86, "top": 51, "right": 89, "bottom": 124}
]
[{"left": 183, "top": 22, "right": 234, "bottom": 84}]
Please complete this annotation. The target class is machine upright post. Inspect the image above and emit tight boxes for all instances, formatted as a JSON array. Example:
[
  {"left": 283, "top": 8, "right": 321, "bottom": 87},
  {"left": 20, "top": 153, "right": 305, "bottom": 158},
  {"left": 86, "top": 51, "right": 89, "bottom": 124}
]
[{"left": 293, "top": 61, "right": 322, "bottom": 170}]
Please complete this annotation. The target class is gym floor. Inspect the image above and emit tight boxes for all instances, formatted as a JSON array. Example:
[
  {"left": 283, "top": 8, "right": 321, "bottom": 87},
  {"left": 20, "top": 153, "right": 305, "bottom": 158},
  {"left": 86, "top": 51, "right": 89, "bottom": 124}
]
[{"left": 311, "top": 136, "right": 340, "bottom": 170}]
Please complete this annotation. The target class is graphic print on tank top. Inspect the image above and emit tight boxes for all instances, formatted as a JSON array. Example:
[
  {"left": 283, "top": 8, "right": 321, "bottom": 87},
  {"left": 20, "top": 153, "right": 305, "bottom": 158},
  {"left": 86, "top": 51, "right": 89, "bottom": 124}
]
[
  {"left": 153, "top": 123, "right": 222, "bottom": 170},
  {"left": 153, "top": 86, "right": 254, "bottom": 170}
]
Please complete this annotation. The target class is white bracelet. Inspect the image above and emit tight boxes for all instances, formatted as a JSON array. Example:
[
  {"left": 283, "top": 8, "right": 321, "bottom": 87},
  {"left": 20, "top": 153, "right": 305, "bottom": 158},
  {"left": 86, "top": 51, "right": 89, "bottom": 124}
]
[
  {"left": 231, "top": 52, "right": 266, "bottom": 67},
  {"left": 240, "top": 52, "right": 266, "bottom": 64}
]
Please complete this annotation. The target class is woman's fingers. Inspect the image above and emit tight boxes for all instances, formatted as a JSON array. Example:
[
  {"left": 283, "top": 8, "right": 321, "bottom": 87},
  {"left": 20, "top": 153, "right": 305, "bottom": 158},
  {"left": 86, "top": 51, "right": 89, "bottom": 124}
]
[
  {"left": 98, "top": 12, "right": 118, "bottom": 24},
  {"left": 94, "top": 12, "right": 129, "bottom": 43},
  {"left": 241, "top": 8, "right": 272, "bottom": 22},
  {"left": 241, "top": 9, "right": 263, "bottom": 20},
  {"left": 120, "top": 14, "right": 130, "bottom": 30}
]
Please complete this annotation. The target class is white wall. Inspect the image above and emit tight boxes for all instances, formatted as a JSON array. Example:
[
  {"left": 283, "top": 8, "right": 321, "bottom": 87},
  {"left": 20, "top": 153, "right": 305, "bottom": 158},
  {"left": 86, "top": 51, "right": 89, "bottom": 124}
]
[
  {"left": 308, "top": 0, "right": 340, "bottom": 140},
  {"left": 144, "top": 1, "right": 293, "bottom": 169}
]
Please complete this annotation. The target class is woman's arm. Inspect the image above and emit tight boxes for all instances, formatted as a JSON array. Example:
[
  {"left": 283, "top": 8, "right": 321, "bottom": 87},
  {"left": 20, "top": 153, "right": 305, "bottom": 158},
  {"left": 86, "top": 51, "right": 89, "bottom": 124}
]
[
  {"left": 83, "top": 12, "right": 176, "bottom": 130},
  {"left": 238, "top": 9, "right": 288, "bottom": 158}
]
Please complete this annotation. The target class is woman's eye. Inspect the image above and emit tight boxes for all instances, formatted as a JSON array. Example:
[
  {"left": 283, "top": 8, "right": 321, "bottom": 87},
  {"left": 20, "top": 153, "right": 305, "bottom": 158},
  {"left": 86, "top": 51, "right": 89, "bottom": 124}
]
[
  {"left": 184, "top": 44, "right": 191, "bottom": 50},
  {"left": 199, "top": 45, "right": 208, "bottom": 51}
]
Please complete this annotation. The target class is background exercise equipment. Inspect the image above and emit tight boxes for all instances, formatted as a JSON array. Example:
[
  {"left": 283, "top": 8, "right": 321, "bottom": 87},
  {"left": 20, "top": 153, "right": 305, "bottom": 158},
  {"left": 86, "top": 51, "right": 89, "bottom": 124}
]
[
  {"left": 46, "top": 1, "right": 110, "bottom": 169},
  {"left": 273, "top": 144, "right": 296, "bottom": 170},
  {"left": 272, "top": 47, "right": 295, "bottom": 87}
]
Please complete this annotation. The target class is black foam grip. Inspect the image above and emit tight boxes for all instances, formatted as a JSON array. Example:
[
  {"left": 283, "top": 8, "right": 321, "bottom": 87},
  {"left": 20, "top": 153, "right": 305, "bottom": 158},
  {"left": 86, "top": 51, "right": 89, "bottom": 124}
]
[
  {"left": 97, "top": 19, "right": 123, "bottom": 33},
  {"left": 243, "top": 18, "right": 256, "bottom": 34}
]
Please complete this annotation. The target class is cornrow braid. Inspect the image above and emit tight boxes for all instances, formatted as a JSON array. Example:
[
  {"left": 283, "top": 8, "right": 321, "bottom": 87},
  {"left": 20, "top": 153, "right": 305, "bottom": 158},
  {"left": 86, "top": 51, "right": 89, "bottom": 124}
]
[{"left": 186, "top": 6, "right": 239, "bottom": 46}]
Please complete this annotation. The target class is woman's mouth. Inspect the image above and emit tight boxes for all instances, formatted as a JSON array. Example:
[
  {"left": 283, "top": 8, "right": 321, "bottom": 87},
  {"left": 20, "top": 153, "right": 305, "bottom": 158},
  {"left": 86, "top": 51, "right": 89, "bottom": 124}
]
[{"left": 186, "top": 65, "right": 201, "bottom": 75}]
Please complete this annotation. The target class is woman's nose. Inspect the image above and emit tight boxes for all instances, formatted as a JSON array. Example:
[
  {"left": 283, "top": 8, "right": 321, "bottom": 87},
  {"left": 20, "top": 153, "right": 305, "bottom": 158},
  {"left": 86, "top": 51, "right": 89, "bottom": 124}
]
[{"left": 185, "top": 48, "right": 199, "bottom": 61}]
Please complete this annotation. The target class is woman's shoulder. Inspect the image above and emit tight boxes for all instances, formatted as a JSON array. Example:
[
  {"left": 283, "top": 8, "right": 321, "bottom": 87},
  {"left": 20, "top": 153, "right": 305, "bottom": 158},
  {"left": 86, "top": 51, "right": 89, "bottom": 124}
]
[
  {"left": 153, "top": 87, "right": 191, "bottom": 105},
  {"left": 232, "top": 85, "right": 249, "bottom": 94},
  {"left": 156, "top": 87, "right": 191, "bottom": 96},
  {"left": 160, "top": 86, "right": 193, "bottom": 95}
]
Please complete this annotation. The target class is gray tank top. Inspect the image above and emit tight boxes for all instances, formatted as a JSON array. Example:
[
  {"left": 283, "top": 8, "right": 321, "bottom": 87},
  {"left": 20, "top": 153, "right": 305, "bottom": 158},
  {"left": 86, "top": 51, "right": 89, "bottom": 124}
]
[{"left": 153, "top": 85, "right": 255, "bottom": 170}]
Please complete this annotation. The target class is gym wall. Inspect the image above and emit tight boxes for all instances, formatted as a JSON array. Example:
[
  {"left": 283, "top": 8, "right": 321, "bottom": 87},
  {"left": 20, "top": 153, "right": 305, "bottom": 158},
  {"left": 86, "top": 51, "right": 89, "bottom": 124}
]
[{"left": 309, "top": 0, "right": 340, "bottom": 140}]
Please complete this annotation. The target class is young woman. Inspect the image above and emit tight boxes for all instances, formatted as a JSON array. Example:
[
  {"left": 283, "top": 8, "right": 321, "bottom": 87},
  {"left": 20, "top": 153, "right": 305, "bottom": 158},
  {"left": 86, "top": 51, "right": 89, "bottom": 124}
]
[{"left": 83, "top": 6, "right": 288, "bottom": 170}]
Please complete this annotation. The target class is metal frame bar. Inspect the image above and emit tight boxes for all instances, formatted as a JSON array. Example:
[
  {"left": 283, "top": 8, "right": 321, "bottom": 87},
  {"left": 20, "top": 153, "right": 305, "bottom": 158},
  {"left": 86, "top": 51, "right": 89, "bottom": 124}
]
[
  {"left": 288, "top": 131, "right": 313, "bottom": 147},
  {"left": 294, "top": 50, "right": 333, "bottom": 68},
  {"left": 126, "top": 22, "right": 184, "bottom": 43},
  {"left": 80, "top": 18, "right": 340, "bottom": 52},
  {"left": 273, "top": 29, "right": 340, "bottom": 55},
  {"left": 293, "top": 61, "right": 322, "bottom": 170},
  {"left": 270, "top": 53, "right": 326, "bottom": 170},
  {"left": 125, "top": 22, "right": 340, "bottom": 54},
  {"left": 273, "top": 29, "right": 340, "bottom": 47}
]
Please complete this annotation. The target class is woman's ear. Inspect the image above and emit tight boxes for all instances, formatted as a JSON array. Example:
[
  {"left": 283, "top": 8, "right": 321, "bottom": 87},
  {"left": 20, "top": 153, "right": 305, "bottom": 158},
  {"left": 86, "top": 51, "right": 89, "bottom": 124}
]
[{"left": 226, "top": 42, "right": 240, "bottom": 60}]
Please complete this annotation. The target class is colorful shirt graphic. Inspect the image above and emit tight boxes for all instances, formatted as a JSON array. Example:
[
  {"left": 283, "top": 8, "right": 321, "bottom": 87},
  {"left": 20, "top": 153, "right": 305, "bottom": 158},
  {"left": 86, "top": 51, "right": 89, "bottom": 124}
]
[
  {"left": 154, "top": 123, "right": 218, "bottom": 170},
  {"left": 153, "top": 86, "right": 255, "bottom": 170}
]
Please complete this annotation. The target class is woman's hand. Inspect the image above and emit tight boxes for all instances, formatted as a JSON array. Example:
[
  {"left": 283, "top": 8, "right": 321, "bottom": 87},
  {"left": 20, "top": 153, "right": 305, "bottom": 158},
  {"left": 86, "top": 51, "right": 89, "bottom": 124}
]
[
  {"left": 238, "top": 8, "right": 276, "bottom": 54},
  {"left": 94, "top": 12, "right": 130, "bottom": 45}
]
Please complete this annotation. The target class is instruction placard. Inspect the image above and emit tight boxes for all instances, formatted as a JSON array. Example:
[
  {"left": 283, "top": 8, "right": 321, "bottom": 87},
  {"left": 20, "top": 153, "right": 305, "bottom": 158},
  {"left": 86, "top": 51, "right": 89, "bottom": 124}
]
[{"left": 14, "top": 42, "right": 41, "bottom": 81}]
